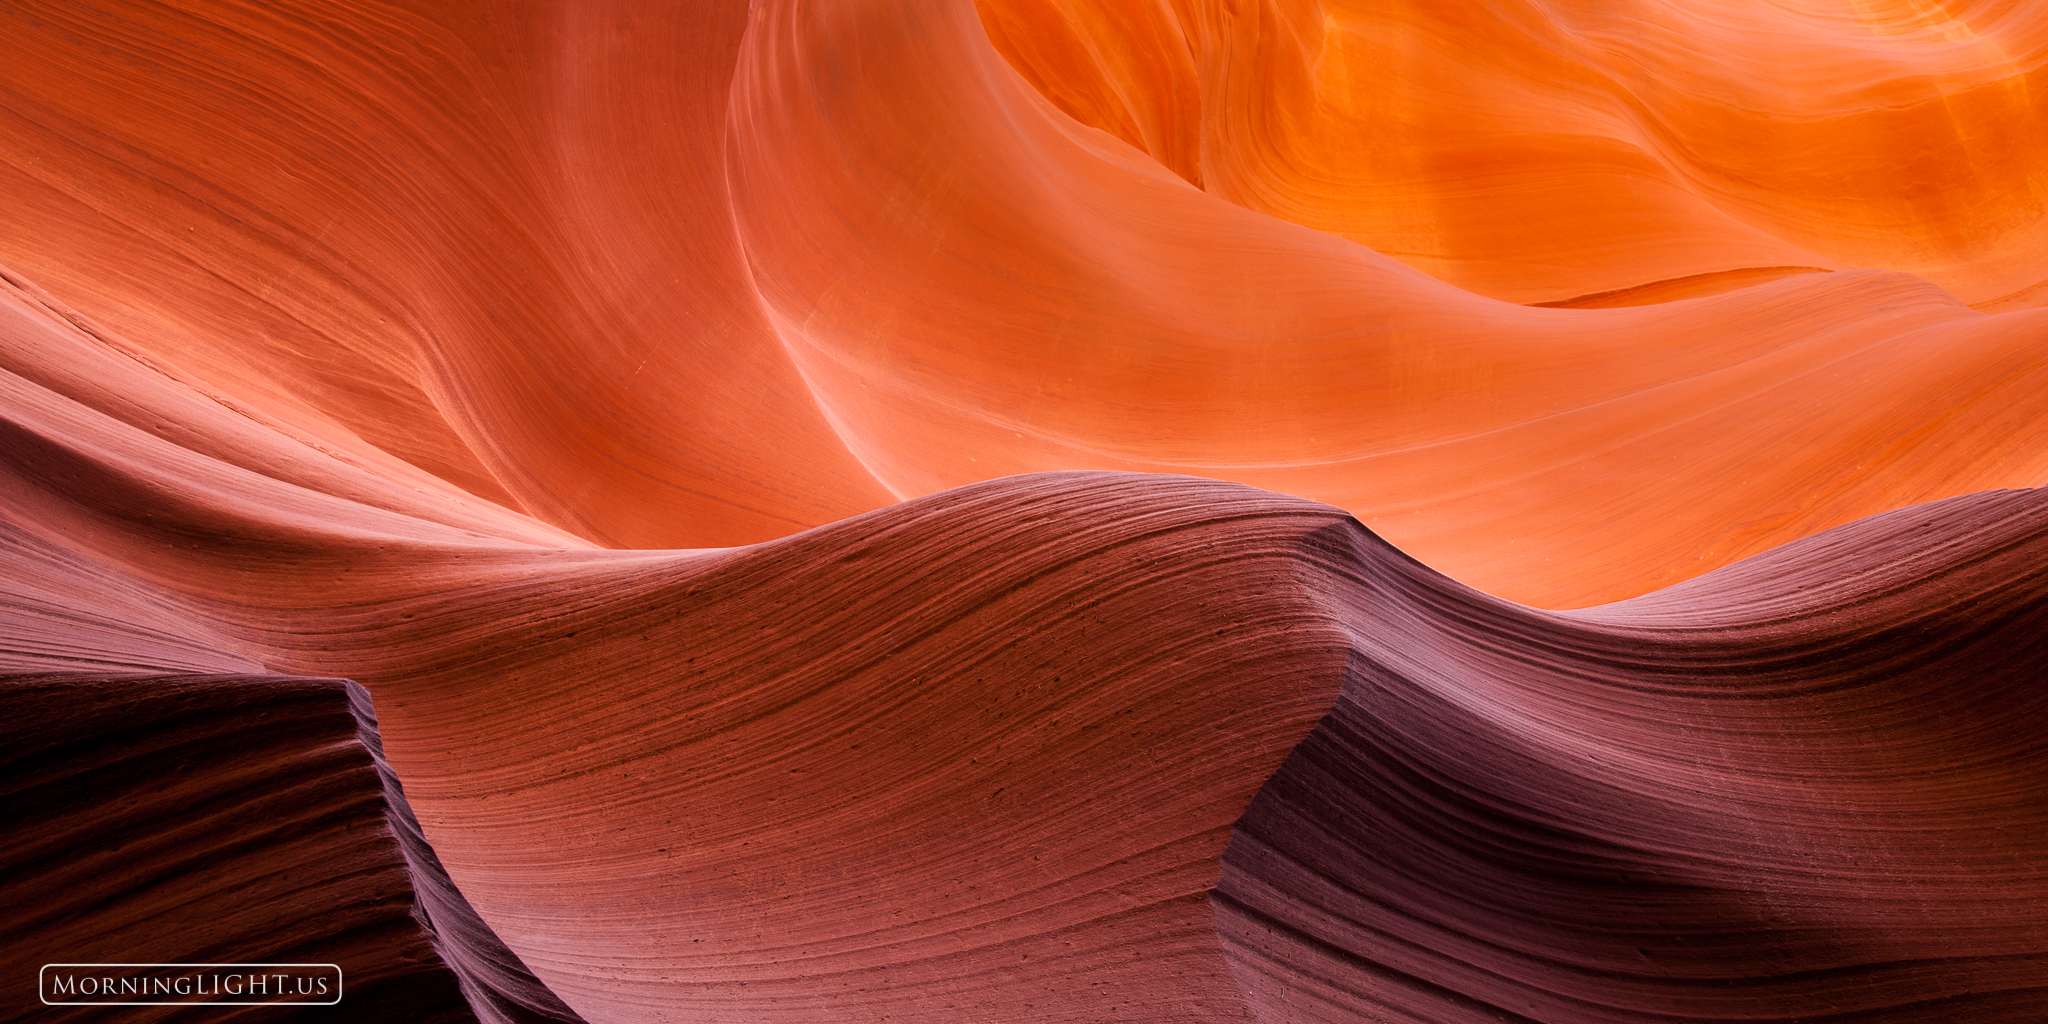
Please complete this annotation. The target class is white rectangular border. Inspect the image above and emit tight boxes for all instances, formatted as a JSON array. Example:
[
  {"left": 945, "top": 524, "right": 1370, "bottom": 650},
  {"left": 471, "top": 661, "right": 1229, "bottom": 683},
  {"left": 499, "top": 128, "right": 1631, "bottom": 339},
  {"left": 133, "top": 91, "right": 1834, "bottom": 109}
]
[{"left": 40, "top": 963, "right": 343, "bottom": 1006}]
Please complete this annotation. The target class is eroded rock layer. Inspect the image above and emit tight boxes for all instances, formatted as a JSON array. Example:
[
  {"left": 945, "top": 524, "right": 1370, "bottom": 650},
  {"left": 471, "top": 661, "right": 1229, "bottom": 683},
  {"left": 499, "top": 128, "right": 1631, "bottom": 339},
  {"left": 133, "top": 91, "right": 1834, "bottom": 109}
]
[
  {"left": 2, "top": 0, "right": 2046, "bottom": 1021},
  {"left": 3, "top": 435, "right": 2044, "bottom": 1020},
  {"left": 349, "top": 683, "right": 591, "bottom": 1024},
  {"left": 1219, "top": 490, "right": 2048, "bottom": 1021},
  {"left": 0, "top": 672, "right": 475, "bottom": 1023},
  {"left": 0, "top": 671, "right": 584, "bottom": 1024}
]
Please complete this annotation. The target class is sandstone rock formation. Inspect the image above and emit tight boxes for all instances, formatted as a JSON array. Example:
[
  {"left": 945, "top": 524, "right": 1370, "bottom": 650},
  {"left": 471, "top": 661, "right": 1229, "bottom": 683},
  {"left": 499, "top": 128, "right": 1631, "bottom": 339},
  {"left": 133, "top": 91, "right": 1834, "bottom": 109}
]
[
  {"left": 0, "top": 671, "right": 582, "bottom": 1023},
  {"left": 3, "top": 0, "right": 2044, "bottom": 1021}
]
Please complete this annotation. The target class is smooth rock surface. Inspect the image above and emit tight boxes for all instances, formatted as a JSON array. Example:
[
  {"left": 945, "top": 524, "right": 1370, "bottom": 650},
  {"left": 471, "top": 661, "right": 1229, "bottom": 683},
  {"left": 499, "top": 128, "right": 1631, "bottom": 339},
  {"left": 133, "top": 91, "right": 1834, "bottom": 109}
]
[{"left": 2, "top": 1, "right": 2045, "bottom": 605}]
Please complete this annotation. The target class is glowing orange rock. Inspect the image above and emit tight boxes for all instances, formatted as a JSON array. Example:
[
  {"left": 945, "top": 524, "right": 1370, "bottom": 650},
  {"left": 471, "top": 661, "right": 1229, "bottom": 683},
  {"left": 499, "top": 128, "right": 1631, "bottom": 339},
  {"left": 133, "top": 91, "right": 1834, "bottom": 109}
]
[
  {"left": 4, "top": 2, "right": 2048, "bottom": 1019},
  {"left": 730, "top": 0, "right": 2048, "bottom": 607},
  {"left": 977, "top": 0, "right": 2048, "bottom": 308},
  {"left": 5, "top": 0, "right": 2045, "bottom": 605}
]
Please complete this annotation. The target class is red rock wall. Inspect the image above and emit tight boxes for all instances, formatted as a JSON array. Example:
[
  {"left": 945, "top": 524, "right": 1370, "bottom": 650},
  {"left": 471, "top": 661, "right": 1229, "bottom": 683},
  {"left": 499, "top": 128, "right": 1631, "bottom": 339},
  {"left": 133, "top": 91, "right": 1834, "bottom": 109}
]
[{"left": 2, "top": 0, "right": 2045, "bottom": 1021}]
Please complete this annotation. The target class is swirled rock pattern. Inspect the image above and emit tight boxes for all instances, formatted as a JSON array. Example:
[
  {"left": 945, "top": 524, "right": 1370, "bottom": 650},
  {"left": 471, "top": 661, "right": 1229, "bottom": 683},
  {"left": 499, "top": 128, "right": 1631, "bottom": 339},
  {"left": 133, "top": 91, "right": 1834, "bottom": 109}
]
[
  {"left": 978, "top": 0, "right": 2048, "bottom": 308},
  {"left": 2, "top": 0, "right": 2046, "bottom": 1022},
  {"left": 4, "top": 0, "right": 2046, "bottom": 606}
]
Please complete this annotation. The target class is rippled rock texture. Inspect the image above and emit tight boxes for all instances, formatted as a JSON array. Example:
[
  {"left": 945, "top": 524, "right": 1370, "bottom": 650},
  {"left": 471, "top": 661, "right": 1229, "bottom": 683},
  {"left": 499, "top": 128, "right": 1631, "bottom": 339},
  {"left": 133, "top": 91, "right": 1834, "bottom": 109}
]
[{"left": 2, "top": 0, "right": 2045, "bottom": 1021}]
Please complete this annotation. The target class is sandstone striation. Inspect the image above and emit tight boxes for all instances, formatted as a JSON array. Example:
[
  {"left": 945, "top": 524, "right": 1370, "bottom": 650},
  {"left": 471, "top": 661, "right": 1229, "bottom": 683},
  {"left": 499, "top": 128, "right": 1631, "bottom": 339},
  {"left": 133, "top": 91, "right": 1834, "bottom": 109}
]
[
  {"left": 2, "top": 0, "right": 2045, "bottom": 1021},
  {"left": 0, "top": 671, "right": 580, "bottom": 1023}
]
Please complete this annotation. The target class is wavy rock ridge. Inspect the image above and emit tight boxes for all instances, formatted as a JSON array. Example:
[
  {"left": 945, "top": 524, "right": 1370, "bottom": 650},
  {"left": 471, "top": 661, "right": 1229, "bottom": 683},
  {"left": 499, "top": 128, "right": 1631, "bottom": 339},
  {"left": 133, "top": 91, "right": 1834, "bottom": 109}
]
[
  {"left": 5, "top": 459, "right": 2045, "bottom": 1020},
  {"left": 2, "top": 0, "right": 2046, "bottom": 1021},
  {"left": 1220, "top": 489, "right": 2048, "bottom": 1021}
]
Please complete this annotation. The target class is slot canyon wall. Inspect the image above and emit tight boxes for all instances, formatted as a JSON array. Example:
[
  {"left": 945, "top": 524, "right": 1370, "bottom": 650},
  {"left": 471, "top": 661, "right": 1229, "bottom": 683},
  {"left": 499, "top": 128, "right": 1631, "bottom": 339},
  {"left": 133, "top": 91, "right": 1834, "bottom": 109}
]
[{"left": 2, "top": 0, "right": 2044, "bottom": 1021}]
